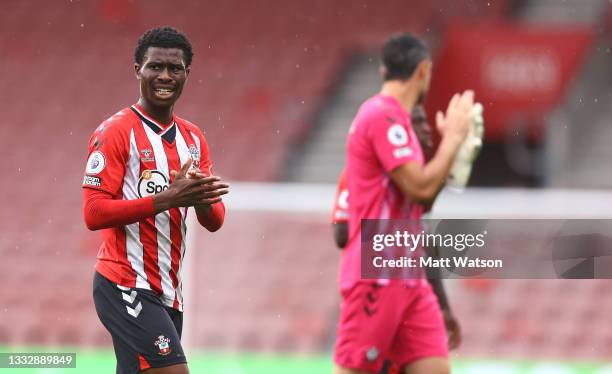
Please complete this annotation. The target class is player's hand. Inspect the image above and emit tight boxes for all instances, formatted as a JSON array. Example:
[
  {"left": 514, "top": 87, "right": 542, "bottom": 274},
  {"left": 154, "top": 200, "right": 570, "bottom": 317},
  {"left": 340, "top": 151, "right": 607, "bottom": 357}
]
[
  {"left": 436, "top": 90, "right": 474, "bottom": 144},
  {"left": 177, "top": 165, "right": 229, "bottom": 208},
  {"left": 153, "top": 159, "right": 228, "bottom": 211},
  {"left": 443, "top": 309, "right": 462, "bottom": 350}
]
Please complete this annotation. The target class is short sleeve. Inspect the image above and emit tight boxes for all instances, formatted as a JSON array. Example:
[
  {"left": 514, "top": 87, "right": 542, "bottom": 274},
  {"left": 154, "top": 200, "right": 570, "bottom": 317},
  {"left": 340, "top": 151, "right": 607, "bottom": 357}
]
[
  {"left": 370, "top": 116, "right": 420, "bottom": 173},
  {"left": 82, "top": 122, "right": 129, "bottom": 196},
  {"left": 332, "top": 169, "right": 349, "bottom": 224}
]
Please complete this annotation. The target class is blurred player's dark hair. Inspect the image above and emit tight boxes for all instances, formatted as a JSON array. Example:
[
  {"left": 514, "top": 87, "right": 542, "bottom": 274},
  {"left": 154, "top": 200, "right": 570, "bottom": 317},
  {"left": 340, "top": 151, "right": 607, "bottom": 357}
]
[
  {"left": 135, "top": 26, "right": 194, "bottom": 67},
  {"left": 381, "top": 33, "right": 430, "bottom": 81}
]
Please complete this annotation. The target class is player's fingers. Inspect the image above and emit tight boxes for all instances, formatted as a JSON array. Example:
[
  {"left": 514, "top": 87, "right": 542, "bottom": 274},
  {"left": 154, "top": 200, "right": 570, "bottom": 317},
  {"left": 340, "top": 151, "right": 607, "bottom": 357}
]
[
  {"left": 189, "top": 171, "right": 207, "bottom": 179},
  {"left": 177, "top": 158, "right": 193, "bottom": 178},
  {"left": 205, "top": 188, "right": 229, "bottom": 197},
  {"left": 200, "top": 197, "right": 223, "bottom": 205},
  {"left": 446, "top": 93, "right": 460, "bottom": 116},
  {"left": 459, "top": 90, "right": 475, "bottom": 112},
  {"left": 191, "top": 188, "right": 229, "bottom": 201},
  {"left": 192, "top": 195, "right": 224, "bottom": 205},
  {"left": 170, "top": 170, "right": 179, "bottom": 178},
  {"left": 198, "top": 184, "right": 230, "bottom": 194},
  {"left": 192, "top": 186, "right": 228, "bottom": 195},
  {"left": 207, "top": 183, "right": 230, "bottom": 190},
  {"left": 190, "top": 176, "right": 221, "bottom": 186},
  {"left": 435, "top": 111, "right": 445, "bottom": 132},
  {"left": 463, "top": 89, "right": 474, "bottom": 104}
]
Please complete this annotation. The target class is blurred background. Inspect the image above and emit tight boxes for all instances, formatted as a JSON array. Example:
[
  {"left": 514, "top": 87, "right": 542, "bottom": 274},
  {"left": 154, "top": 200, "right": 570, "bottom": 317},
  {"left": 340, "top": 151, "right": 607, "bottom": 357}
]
[{"left": 2, "top": 0, "right": 612, "bottom": 372}]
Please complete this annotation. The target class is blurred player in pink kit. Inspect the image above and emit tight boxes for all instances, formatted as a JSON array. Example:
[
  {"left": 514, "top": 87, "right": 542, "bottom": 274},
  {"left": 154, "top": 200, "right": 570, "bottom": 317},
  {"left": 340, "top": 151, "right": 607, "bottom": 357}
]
[
  {"left": 334, "top": 33, "right": 474, "bottom": 374},
  {"left": 331, "top": 105, "right": 461, "bottom": 374}
]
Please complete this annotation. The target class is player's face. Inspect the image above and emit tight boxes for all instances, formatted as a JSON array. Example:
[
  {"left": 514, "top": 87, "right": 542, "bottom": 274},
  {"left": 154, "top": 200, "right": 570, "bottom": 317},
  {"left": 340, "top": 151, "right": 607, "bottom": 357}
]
[
  {"left": 411, "top": 105, "right": 428, "bottom": 126},
  {"left": 135, "top": 47, "right": 190, "bottom": 108},
  {"left": 411, "top": 104, "right": 433, "bottom": 156}
]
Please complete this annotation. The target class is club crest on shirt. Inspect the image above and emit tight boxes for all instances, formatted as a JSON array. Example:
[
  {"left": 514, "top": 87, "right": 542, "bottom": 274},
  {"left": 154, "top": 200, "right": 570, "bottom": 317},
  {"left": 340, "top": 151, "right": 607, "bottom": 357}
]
[
  {"left": 140, "top": 148, "right": 155, "bottom": 162},
  {"left": 138, "top": 170, "right": 169, "bottom": 197},
  {"left": 188, "top": 144, "right": 200, "bottom": 168},
  {"left": 154, "top": 335, "right": 171, "bottom": 356}
]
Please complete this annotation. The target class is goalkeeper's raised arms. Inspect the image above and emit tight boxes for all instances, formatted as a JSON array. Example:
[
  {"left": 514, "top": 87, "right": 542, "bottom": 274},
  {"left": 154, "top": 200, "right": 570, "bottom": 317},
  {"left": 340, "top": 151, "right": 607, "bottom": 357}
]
[{"left": 389, "top": 90, "right": 474, "bottom": 205}]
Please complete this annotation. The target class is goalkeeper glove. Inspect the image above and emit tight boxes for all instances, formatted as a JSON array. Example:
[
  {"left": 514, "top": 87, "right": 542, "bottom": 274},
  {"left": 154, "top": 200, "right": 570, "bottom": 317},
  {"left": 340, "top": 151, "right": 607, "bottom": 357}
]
[{"left": 447, "top": 102, "right": 484, "bottom": 190}]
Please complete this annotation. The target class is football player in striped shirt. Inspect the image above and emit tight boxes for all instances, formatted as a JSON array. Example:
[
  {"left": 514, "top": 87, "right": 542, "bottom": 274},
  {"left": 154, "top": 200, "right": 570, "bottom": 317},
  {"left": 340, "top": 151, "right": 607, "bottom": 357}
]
[{"left": 82, "top": 26, "right": 228, "bottom": 374}]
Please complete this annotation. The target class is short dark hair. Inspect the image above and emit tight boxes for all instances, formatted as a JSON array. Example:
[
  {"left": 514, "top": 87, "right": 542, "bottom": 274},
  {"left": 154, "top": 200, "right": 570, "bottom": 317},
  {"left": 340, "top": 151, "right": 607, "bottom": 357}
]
[
  {"left": 134, "top": 26, "right": 193, "bottom": 67},
  {"left": 382, "top": 33, "right": 430, "bottom": 81}
]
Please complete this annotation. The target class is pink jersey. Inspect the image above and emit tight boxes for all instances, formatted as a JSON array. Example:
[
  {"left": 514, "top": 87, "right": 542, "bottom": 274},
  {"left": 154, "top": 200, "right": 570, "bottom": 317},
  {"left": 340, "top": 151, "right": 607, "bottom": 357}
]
[
  {"left": 82, "top": 104, "right": 215, "bottom": 311},
  {"left": 340, "top": 95, "right": 425, "bottom": 290}
]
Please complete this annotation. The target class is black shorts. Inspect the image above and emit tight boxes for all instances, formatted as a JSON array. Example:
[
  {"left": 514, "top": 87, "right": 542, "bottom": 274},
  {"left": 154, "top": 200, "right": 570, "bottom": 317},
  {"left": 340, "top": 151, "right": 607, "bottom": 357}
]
[{"left": 92, "top": 272, "right": 187, "bottom": 373}]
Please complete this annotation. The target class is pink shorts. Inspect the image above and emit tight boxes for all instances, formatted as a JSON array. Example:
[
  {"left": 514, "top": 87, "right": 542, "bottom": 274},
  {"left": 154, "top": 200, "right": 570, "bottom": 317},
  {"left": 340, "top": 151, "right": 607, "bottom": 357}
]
[{"left": 334, "top": 281, "right": 448, "bottom": 372}]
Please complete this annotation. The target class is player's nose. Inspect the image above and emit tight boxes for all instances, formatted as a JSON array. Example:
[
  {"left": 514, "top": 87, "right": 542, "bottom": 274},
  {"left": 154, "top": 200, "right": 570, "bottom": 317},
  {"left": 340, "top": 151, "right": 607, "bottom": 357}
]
[{"left": 157, "top": 67, "right": 172, "bottom": 81}]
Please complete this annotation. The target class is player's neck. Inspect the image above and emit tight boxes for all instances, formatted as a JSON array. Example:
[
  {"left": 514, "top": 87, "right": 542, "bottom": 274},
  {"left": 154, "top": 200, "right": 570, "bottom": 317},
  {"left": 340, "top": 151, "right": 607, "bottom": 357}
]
[
  {"left": 380, "top": 81, "right": 417, "bottom": 114},
  {"left": 137, "top": 99, "right": 174, "bottom": 125}
]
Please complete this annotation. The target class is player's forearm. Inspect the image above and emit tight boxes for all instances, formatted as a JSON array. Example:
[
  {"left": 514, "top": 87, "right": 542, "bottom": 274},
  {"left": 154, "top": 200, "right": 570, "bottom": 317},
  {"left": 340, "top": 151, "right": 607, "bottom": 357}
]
[
  {"left": 429, "top": 277, "right": 451, "bottom": 311},
  {"left": 392, "top": 135, "right": 462, "bottom": 205},
  {"left": 83, "top": 189, "right": 155, "bottom": 230},
  {"left": 417, "top": 135, "right": 463, "bottom": 203},
  {"left": 195, "top": 202, "right": 225, "bottom": 232},
  {"left": 152, "top": 192, "right": 175, "bottom": 213},
  {"left": 424, "top": 245, "right": 451, "bottom": 311}
]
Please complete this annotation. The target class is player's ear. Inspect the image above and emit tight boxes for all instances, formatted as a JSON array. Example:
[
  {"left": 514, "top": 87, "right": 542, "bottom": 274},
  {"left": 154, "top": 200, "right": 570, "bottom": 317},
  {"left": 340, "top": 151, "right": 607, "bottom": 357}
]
[
  {"left": 379, "top": 65, "right": 387, "bottom": 80},
  {"left": 134, "top": 63, "right": 142, "bottom": 79},
  {"left": 416, "top": 60, "right": 429, "bottom": 79},
  {"left": 185, "top": 66, "right": 191, "bottom": 78}
]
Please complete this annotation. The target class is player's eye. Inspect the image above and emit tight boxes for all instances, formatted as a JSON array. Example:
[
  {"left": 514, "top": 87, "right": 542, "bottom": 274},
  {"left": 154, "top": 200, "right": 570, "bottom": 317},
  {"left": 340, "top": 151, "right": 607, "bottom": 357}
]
[{"left": 170, "top": 65, "right": 184, "bottom": 74}]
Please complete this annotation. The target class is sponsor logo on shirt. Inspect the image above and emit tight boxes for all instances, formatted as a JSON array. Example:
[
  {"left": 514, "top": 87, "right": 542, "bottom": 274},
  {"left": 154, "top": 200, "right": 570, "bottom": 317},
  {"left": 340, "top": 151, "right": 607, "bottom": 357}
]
[
  {"left": 86, "top": 151, "right": 106, "bottom": 174},
  {"left": 138, "top": 170, "right": 169, "bottom": 197},
  {"left": 83, "top": 175, "right": 101, "bottom": 187},
  {"left": 393, "top": 147, "right": 413, "bottom": 159},
  {"left": 387, "top": 124, "right": 409, "bottom": 146}
]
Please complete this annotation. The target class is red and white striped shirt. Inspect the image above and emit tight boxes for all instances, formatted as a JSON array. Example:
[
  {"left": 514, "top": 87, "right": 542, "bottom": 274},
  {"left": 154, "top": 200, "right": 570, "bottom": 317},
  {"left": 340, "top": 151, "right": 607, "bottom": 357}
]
[{"left": 82, "top": 104, "right": 221, "bottom": 311}]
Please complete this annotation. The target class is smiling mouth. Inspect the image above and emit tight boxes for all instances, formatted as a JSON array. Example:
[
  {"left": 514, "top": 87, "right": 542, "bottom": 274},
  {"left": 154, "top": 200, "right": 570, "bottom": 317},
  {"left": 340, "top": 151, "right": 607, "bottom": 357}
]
[{"left": 154, "top": 88, "right": 174, "bottom": 98}]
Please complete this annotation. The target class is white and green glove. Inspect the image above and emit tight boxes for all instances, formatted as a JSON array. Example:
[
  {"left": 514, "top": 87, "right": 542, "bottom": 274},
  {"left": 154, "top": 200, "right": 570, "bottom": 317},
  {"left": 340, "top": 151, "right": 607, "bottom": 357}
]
[{"left": 447, "top": 102, "right": 484, "bottom": 190}]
